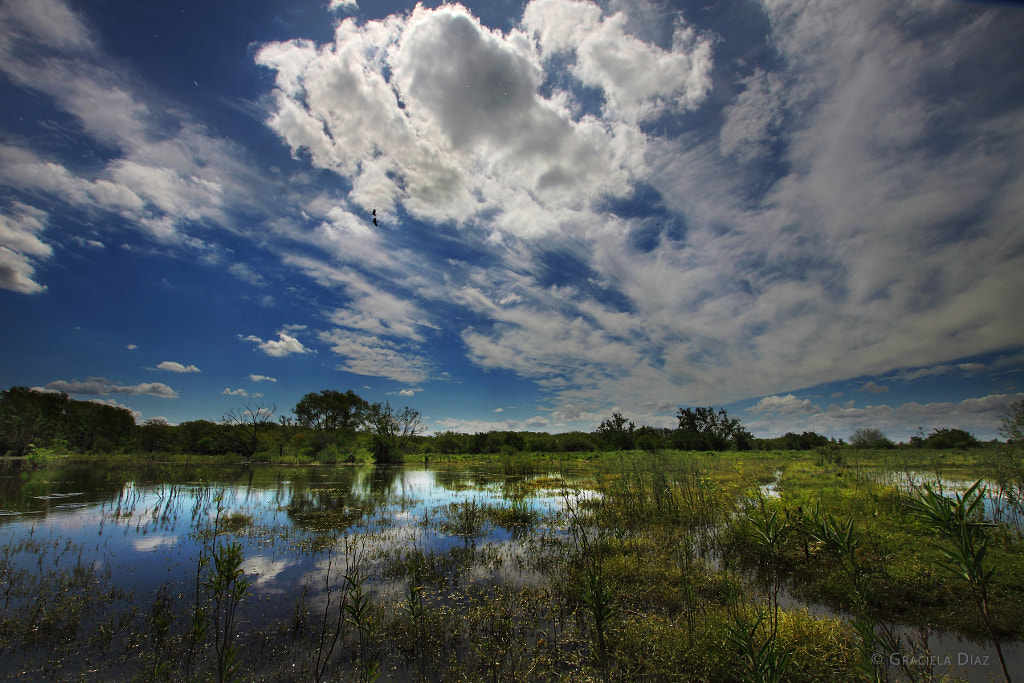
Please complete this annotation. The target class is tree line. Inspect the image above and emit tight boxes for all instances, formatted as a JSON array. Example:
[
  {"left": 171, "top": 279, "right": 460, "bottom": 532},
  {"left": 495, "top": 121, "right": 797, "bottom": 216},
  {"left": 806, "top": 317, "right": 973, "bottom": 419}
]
[{"left": 2, "top": 385, "right": 1014, "bottom": 462}]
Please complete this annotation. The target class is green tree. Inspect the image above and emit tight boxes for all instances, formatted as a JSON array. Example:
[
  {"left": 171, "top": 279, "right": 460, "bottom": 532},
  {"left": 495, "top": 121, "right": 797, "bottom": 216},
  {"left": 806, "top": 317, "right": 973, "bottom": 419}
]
[
  {"left": 293, "top": 389, "right": 367, "bottom": 432},
  {"left": 65, "top": 399, "right": 135, "bottom": 452},
  {"left": 364, "top": 401, "right": 423, "bottom": 463},
  {"left": 0, "top": 387, "right": 71, "bottom": 455},
  {"left": 176, "top": 419, "right": 229, "bottom": 455},
  {"left": 558, "top": 431, "right": 598, "bottom": 452},
  {"left": 433, "top": 430, "right": 464, "bottom": 455},
  {"left": 634, "top": 425, "right": 667, "bottom": 452},
  {"left": 673, "top": 406, "right": 751, "bottom": 451},
  {"left": 596, "top": 412, "right": 635, "bottom": 450},
  {"left": 139, "top": 418, "right": 174, "bottom": 453}
]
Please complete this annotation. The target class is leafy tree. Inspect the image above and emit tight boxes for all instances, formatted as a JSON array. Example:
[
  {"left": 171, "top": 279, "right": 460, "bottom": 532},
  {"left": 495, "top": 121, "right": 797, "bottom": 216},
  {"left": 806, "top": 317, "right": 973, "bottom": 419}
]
[
  {"left": 1, "top": 387, "right": 138, "bottom": 455},
  {"left": 468, "top": 430, "right": 527, "bottom": 454},
  {"left": 364, "top": 401, "right": 423, "bottom": 463},
  {"left": 177, "top": 419, "right": 230, "bottom": 455},
  {"left": 467, "top": 431, "right": 489, "bottom": 454},
  {"left": 848, "top": 427, "right": 894, "bottom": 449},
  {"left": 526, "top": 432, "right": 557, "bottom": 453},
  {"left": 596, "top": 412, "right": 635, "bottom": 450},
  {"left": 673, "top": 406, "right": 751, "bottom": 451},
  {"left": 558, "top": 431, "right": 598, "bottom": 452},
  {"left": 999, "top": 399, "right": 1024, "bottom": 443},
  {"left": 139, "top": 418, "right": 174, "bottom": 453},
  {"left": 0, "top": 387, "right": 57, "bottom": 456},
  {"left": 0, "top": 387, "right": 70, "bottom": 455},
  {"left": 433, "top": 430, "right": 464, "bottom": 455},
  {"left": 753, "top": 431, "right": 830, "bottom": 451},
  {"left": 65, "top": 399, "right": 135, "bottom": 452},
  {"left": 483, "top": 431, "right": 506, "bottom": 454},
  {"left": 222, "top": 401, "right": 276, "bottom": 460},
  {"left": 293, "top": 389, "right": 367, "bottom": 432},
  {"left": 503, "top": 430, "right": 526, "bottom": 452},
  {"left": 634, "top": 425, "right": 668, "bottom": 452}
]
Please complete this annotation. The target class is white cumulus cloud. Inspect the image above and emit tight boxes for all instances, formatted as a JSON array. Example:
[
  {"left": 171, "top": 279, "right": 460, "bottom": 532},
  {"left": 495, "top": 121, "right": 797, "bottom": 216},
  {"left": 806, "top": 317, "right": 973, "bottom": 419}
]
[
  {"left": 241, "top": 331, "right": 311, "bottom": 357},
  {"left": 44, "top": 377, "right": 177, "bottom": 398},
  {"left": 155, "top": 361, "right": 201, "bottom": 373}
]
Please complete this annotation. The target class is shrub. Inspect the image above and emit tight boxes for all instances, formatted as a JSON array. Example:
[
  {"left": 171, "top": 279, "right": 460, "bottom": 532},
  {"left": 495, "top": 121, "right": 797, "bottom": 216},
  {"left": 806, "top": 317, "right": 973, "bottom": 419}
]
[
  {"left": 848, "top": 428, "right": 894, "bottom": 449},
  {"left": 921, "top": 428, "right": 979, "bottom": 449}
]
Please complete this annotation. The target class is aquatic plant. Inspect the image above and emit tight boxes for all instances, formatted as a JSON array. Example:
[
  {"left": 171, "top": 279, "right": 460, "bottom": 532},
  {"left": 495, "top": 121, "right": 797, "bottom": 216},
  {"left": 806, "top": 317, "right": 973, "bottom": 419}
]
[
  {"left": 566, "top": 495, "right": 617, "bottom": 682},
  {"left": 399, "top": 554, "right": 432, "bottom": 681},
  {"left": 727, "top": 607, "right": 790, "bottom": 683},
  {"left": 184, "top": 552, "right": 210, "bottom": 682},
  {"left": 205, "top": 539, "right": 250, "bottom": 683},
  {"left": 502, "top": 452, "right": 540, "bottom": 477},
  {"left": 343, "top": 571, "right": 380, "bottom": 682},
  {"left": 314, "top": 534, "right": 366, "bottom": 682},
  {"left": 909, "top": 479, "right": 1012, "bottom": 683},
  {"left": 745, "top": 500, "right": 787, "bottom": 643},
  {"left": 146, "top": 584, "right": 175, "bottom": 679}
]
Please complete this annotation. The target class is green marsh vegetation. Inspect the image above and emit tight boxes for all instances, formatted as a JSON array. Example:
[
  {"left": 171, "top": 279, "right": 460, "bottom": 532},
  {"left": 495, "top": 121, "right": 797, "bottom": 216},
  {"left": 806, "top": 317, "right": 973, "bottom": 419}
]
[{"left": 1, "top": 441, "right": 1023, "bottom": 680}]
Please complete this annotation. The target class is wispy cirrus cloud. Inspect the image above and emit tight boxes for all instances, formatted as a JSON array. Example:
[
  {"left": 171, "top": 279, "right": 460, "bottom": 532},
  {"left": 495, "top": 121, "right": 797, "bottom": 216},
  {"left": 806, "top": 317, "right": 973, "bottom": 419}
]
[
  {"left": 0, "top": 202, "right": 52, "bottom": 294},
  {"left": 0, "top": 0, "right": 274, "bottom": 285},
  {"left": 318, "top": 329, "right": 431, "bottom": 383}
]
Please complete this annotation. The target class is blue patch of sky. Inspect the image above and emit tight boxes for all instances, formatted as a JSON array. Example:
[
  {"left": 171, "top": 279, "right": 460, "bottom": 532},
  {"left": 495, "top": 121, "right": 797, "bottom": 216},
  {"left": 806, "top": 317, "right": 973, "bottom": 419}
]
[
  {"left": 535, "top": 52, "right": 606, "bottom": 121},
  {"left": 428, "top": 371, "right": 542, "bottom": 427},
  {"left": 0, "top": 90, "right": 102, "bottom": 168},
  {"left": 529, "top": 242, "right": 634, "bottom": 315},
  {"left": 599, "top": 183, "right": 688, "bottom": 253}
]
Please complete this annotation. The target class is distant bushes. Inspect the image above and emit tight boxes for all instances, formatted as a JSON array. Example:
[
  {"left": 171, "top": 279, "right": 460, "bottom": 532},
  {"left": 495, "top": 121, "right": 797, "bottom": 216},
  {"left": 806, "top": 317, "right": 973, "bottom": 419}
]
[
  {"left": 849, "top": 427, "right": 895, "bottom": 449},
  {"left": 752, "top": 431, "right": 832, "bottom": 451},
  {"left": 4, "top": 381, "right": 1009, "bottom": 462},
  {"left": 557, "top": 431, "right": 598, "bottom": 452},
  {"left": 910, "top": 428, "right": 981, "bottom": 449}
]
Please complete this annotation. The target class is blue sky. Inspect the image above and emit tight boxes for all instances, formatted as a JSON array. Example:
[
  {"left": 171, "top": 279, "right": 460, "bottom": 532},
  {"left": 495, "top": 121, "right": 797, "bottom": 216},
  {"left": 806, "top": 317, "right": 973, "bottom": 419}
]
[{"left": 1, "top": 0, "right": 1022, "bottom": 441}]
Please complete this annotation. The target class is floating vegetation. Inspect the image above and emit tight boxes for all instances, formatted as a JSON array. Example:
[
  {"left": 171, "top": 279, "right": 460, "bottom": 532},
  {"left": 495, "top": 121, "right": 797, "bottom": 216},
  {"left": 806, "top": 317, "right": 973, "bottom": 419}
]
[{"left": 218, "top": 511, "right": 255, "bottom": 533}]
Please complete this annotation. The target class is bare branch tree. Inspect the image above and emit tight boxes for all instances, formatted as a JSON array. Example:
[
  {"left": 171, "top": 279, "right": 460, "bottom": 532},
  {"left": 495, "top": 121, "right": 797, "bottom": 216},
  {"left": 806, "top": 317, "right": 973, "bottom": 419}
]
[{"left": 222, "top": 400, "right": 276, "bottom": 461}]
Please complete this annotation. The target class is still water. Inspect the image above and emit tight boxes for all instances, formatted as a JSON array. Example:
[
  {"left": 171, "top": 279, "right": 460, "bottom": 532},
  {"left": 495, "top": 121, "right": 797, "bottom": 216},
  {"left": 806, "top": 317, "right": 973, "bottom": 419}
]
[
  {"left": 0, "top": 460, "right": 1019, "bottom": 682},
  {"left": 0, "top": 460, "right": 593, "bottom": 680},
  {"left": 0, "top": 462, "right": 595, "bottom": 598}
]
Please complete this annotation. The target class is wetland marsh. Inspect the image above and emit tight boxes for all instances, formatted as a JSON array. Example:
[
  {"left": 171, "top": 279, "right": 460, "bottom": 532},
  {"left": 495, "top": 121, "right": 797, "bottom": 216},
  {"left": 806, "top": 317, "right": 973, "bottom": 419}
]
[{"left": 1, "top": 449, "right": 1022, "bottom": 681}]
